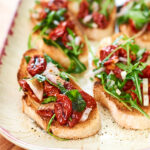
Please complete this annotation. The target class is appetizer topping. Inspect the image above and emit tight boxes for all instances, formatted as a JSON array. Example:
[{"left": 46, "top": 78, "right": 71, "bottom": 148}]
[
  {"left": 19, "top": 54, "right": 96, "bottom": 128},
  {"left": 94, "top": 35, "right": 150, "bottom": 118},
  {"left": 30, "top": 0, "right": 86, "bottom": 74},
  {"left": 27, "top": 55, "right": 47, "bottom": 76},
  {"left": 26, "top": 78, "right": 43, "bottom": 101},
  {"left": 117, "top": 0, "right": 150, "bottom": 32},
  {"left": 78, "top": 0, "right": 114, "bottom": 28}
]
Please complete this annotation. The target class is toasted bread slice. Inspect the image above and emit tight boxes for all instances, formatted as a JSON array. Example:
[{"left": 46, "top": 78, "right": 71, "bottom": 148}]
[
  {"left": 120, "top": 24, "right": 150, "bottom": 49},
  {"left": 93, "top": 34, "right": 150, "bottom": 130},
  {"left": 68, "top": 2, "right": 116, "bottom": 41},
  {"left": 30, "top": 6, "right": 88, "bottom": 70},
  {"left": 18, "top": 49, "right": 101, "bottom": 139}
]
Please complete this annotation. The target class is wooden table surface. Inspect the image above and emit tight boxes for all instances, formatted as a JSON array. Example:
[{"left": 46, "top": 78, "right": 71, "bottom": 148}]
[{"left": 0, "top": 134, "right": 24, "bottom": 150}]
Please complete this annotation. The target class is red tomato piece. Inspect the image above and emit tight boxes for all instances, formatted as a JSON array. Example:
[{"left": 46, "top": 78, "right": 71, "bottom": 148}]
[
  {"left": 78, "top": 0, "right": 89, "bottom": 19},
  {"left": 68, "top": 111, "right": 82, "bottom": 127},
  {"left": 92, "top": 12, "right": 108, "bottom": 29},
  {"left": 54, "top": 94, "right": 72, "bottom": 125},
  {"left": 44, "top": 81, "right": 60, "bottom": 96},
  {"left": 37, "top": 109, "right": 54, "bottom": 118},
  {"left": 141, "top": 65, "right": 150, "bottom": 78},
  {"left": 79, "top": 90, "right": 96, "bottom": 108},
  {"left": 27, "top": 55, "right": 47, "bottom": 76}
]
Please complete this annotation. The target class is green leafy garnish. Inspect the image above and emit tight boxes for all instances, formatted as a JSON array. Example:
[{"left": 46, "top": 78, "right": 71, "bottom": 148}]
[
  {"left": 44, "top": 54, "right": 64, "bottom": 69},
  {"left": 28, "top": 33, "right": 33, "bottom": 49},
  {"left": 47, "top": 114, "right": 56, "bottom": 133},
  {"left": 117, "top": 0, "right": 150, "bottom": 30},
  {"left": 65, "top": 89, "right": 86, "bottom": 112},
  {"left": 24, "top": 56, "right": 31, "bottom": 64},
  {"left": 59, "top": 72, "right": 69, "bottom": 81},
  {"left": 42, "top": 96, "right": 57, "bottom": 104}
]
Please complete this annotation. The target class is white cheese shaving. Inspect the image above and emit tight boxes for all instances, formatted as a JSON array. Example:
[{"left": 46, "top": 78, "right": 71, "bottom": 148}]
[
  {"left": 80, "top": 108, "right": 92, "bottom": 122},
  {"left": 92, "top": 2, "right": 99, "bottom": 12},
  {"left": 53, "top": 20, "right": 59, "bottom": 25},
  {"left": 26, "top": 78, "right": 43, "bottom": 101},
  {"left": 116, "top": 89, "right": 121, "bottom": 95},
  {"left": 143, "top": 78, "right": 148, "bottom": 94},
  {"left": 92, "top": 23, "right": 98, "bottom": 28},
  {"left": 68, "top": 35, "right": 73, "bottom": 41},
  {"left": 75, "top": 36, "right": 81, "bottom": 46},
  {"left": 83, "top": 15, "right": 92, "bottom": 23},
  {"left": 121, "top": 71, "right": 127, "bottom": 80},
  {"left": 119, "top": 57, "right": 127, "bottom": 62},
  {"left": 93, "top": 67, "right": 105, "bottom": 76},
  {"left": 143, "top": 95, "right": 149, "bottom": 106},
  {"left": 43, "top": 62, "right": 64, "bottom": 85}
]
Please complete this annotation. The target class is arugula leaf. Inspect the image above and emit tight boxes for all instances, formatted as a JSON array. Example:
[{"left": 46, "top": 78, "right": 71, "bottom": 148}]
[
  {"left": 57, "top": 82, "right": 67, "bottom": 94},
  {"left": 43, "top": 38, "right": 62, "bottom": 49},
  {"left": 67, "top": 28, "right": 83, "bottom": 56},
  {"left": 65, "top": 89, "right": 86, "bottom": 112},
  {"left": 131, "top": 72, "right": 142, "bottom": 104},
  {"left": 67, "top": 55, "right": 86, "bottom": 74},
  {"left": 48, "top": 132, "right": 69, "bottom": 141},
  {"left": 44, "top": 54, "right": 64, "bottom": 69},
  {"left": 42, "top": 96, "right": 57, "bottom": 104},
  {"left": 59, "top": 72, "right": 69, "bottom": 81},
  {"left": 130, "top": 100, "right": 150, "bottom": 119},
  {"left": 24, "top": 56, "right": 31, "bottom": 64},
  {"left": 28, "top": 33, "right": 33, "bottom": 49},
  {"left": 47, "top": 114, "right": 55, "bottom": 132}
]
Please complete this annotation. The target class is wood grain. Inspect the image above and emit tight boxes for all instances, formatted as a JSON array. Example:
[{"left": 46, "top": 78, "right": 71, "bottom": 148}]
[{"left": 0, "top": 135, "right": 24, "bottom": 150}]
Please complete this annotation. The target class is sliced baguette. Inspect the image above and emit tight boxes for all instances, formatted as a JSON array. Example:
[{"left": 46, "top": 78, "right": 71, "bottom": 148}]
[
  {"left": 68, "top": 1, "right": 116, "bottom": 41},
  {"left": 120, "top": 24, "right": 150, "bottom": 49},
  {"left": 30, "top": 6, "right": 88, "bottom": 70},
  {"left": 93, "top": 34, "right": 150, "bottom": 130},
  {"left": 18, "top": 49, "right": 101, "bottom": 139}
]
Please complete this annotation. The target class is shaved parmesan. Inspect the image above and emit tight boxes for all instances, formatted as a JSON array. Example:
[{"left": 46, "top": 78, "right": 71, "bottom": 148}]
[
  {"left": 119, "top": 57, "right": 127, "bottom": 62},
  {"left": 75, "top": 36, "right": 81, "bottom": 46},
  {"left": 94, "top": 67, "right": 105, "bottom": 75},
  {"left": 92, "top": 23, "right": 98, "bottom": 28},
  {"left": 121, "top": 71, "right": 127, "bottom": 80},
  {"left": 116, "top": 89, "right": 121, "bottom": 95},
  {"left": 143, "top": 95, "right": 149, "bottom": 106},
  {"left": 80, "top": 108, "right": 92, "bottom": 122},
  {"left": 143, "top": 78, "right": 148, "bottom": 94},
  {"left": 43, "top": 62, "right": 64, "bottom": 85},
  {"left": 83, "top": 15, "right": 92, "bottom": 23},
  {"left": 92, "top": 2, "right": 99, "bottom": 12},
  {"left": 26, "top": 78, "right": 43, "bottom": 101}
]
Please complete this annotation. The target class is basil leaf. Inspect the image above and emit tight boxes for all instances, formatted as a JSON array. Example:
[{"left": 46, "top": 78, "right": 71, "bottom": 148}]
[
  {"left": 44, "top": 54, "right": 64, "bottom": 69},
  {"left": 59, "top": 72, "right": 69, "bottom": 81},
  {"left": 65, "top": 89, "right": 86, "bottom": 112},
  {"left": 24, "top": 56, "right": 31, "bottom": 64},
  {"left": 42, "top": 96, "right": 57, "bottom": 104}
]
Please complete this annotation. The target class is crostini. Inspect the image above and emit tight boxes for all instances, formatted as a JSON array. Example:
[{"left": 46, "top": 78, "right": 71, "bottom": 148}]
[
  {"left": 118, "top": 0, "right": 150, "bottom": 49},
  {"left": 29, "top": 0, "right": 88, "bottom": 74},
  {"left": 17, "top": 49, "right": 100, "bottom": 139},
  {"left": 68, "top": 0, "right": 116, "bottom": 41},
  {"left": 93, "top": 33, "right": 150, "bottom": 129}
]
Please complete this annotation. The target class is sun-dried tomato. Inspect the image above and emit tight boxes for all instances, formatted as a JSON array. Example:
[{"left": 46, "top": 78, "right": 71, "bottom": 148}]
[
  {"left": 44, "top": 81, "right": 60, "bottom": 96},
  {"left": 93, "top": 12, "right": 108, "bottom": 29},
  {"left": 64, "top": 81, "right": 75, "bottom": 90},
  {"left": 78, "top": 0, "right": 89, "bottom": 19},
  {"left": 140, "top": 65, "right": 150, "bottom": 78},
  {"left": 49, "top": 20, "right": 74, "bottom": 41},
  {"left": 39, "top": 10, "right": 47, "bottom": 20},
  {"left": 37, "top": 109, "right": 54, "bottom": 118},
  {"left": 54, "top": 94, "right": 72, "bottom": 125},
  {"left": 129, "top": 19, "right": 138, "bottom": 32},
  {"left": 79, "top": 90, "right": 96, "bottom": 108},
  {"left": 40, "top": 0, "right": 67, "bottom": 10},
  {"left": 113, "top": 66, "right": 122, "bottom": 79},
  {"left": 140, "top": 51, "right": 150, "bottom": 62},
  {"left": 61, "top": 32, "right": 72, "bottom": 50},
  {"left": 27, "top": 55, "right": 47, "bottom": 76},
  {"left": 68, "top": 111, "right": 82, "bottom": 127},
  {"left": 123, "top": 80, "right": 134, "bottom": 91},
  {"left": 147, "top": 23, "right": 150, "bottom": 31},
  {"left": 19, "top": 79, "right": 40, "bottom": 103}
]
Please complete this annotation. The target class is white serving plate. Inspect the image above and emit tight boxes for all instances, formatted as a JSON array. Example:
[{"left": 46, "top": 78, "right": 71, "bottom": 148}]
[{"left": 0, "top": 0, "right": 150, "bottom": 150}]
